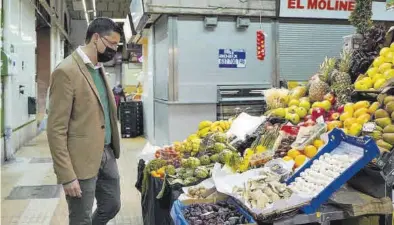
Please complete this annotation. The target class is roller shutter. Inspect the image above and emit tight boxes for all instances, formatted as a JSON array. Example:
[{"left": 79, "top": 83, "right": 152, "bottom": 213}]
[{"left": 279, "top": 23, "right": 355, "bottom": 82}]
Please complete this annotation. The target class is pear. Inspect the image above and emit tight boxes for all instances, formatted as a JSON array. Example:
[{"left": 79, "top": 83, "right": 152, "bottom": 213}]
[
  {"left": 374, "top": 109, "right": 390, "bottom": 119},
  {"left": 375, "top": 117, "right": 392, "bottom": 128},
  {"left": 391, "top": 111, "right": 394, "bottom": 121},
  {"left": 385, "top": 101, "right": 394, "bottom": 114},
  {"left": 377, "top": 139, "right": 393, "bottom": 150},
  {"left": 377, "top": 94, "right": 387, "bottom": 105},
  {"left": 384, "top": 95, "right": 394, "bottom": 105},
  {"left": 383, "top": 133, "right": 394, "bottom": 145},
  {"left": 384, "top": 124, "right": 394, "bottom": 133}
]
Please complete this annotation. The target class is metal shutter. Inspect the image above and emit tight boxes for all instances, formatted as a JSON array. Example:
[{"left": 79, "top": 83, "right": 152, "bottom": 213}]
[{"left": 279, "top": 23, "right": 355, "bottom": 81}]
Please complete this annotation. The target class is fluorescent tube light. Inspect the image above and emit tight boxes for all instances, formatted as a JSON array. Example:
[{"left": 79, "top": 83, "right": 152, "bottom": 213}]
[
  {"left": 82, "top": 0, "right": 89, "bottom": 24},
  {"left": 92, "top": 0, "right": 96, "bottom": 18}
]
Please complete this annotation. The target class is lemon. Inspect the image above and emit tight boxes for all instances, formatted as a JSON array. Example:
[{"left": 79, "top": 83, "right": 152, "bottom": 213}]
[
  {"left": 287, "top": 149, "right": 301, "bottom": 159},
  {"left": 379, "top": 63, "right": 392, "bottom": 73},
  {"left": 367, "top": 67, "right": 379, "bottom": 77},
  {"left": 349, "top": 123, "right": 362, "bottom": 136},
  {"left": 371, "top": 73, "right": 384, "bottom": 83},
  {"left": 374, "top": 78, "right": 386, "bottom": 90},
  {"left": 361, "top": 77, "right": 373, "bottom": 88},
  {"left": 295, "top": 155, "right": 307, "bottom": 168},
  {"left": 391, "top": 43, "right": 394, "bottom": 51},
  {"left": 304, "top": 145, "right": 318, "bottom": 158},
  {"left": 380, "top": 47, "right": 391, "bottom": 57},
  {"left": 384, "top": 69, "right": 394, "bottom": 79},
  {"left": 373, "top": 56, "right": 386, "bottom": 67},
  {"left": 340, "top": 112, "right": 353, "bottom": 122},
  {"left": 385, "top": 52, "right": 394, "bottom": 63},
  {"left": 344, "top": 117, "right": 358, "bottom": 129},
  {"left": 283, "top": 156, "right": 293, "bottom": 161}
]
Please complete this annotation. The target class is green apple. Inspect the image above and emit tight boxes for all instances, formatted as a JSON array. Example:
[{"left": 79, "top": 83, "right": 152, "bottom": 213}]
[
  {"left": 295, "top": 107, "right": 307, "bottom": 118},
  {"left": 299, "top": 100, "right": 311, "bottom": 110}
]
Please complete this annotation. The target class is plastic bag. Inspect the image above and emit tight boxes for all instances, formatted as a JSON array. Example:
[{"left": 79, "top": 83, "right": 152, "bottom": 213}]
[
  {"left": 170, "top": 198, "right": 256, "bottom": 225},
  {"left": 141, "top": 175, "right": 174, "bottom": 225},
  {"left": 226, "top": 112, "right": 266, "bottom": 141}
]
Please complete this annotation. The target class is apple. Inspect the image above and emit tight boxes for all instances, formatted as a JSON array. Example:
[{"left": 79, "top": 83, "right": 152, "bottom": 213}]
[
  {"left": 330, "top": 112, "right": 340, "bottom": 121},
  {"left": 295, "top": 107, "right": 308, "bottom": 118},
  {"left": 311, "top": 107, "right": 326, "bottom": 121},
  {"left": 321, "top": 100, "right": 332, "bottom": 111},
  {"left": 337, "top": 105, "right": 344, "bottom": 114},
  {"left": 324, "top": 93, "right": 336, "bottom": 104},
  {"left": 299, "top": 100, "right": 311, "bottom": 110}
]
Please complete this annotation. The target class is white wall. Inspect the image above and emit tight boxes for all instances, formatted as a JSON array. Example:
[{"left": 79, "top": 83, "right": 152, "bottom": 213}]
[
  {"left": 123, "top": 63, "right": 142, "bottom": 86},
  {"left": 2, "top": 0, "right": 37, "bottom": 161},
  {"left": 70, "top": 20, "right": 88, "bottom": 48}
]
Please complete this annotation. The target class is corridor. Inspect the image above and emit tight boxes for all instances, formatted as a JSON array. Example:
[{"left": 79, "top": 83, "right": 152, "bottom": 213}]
[{"left": 1, "top": 133, "right": 145, "bottom": 225}]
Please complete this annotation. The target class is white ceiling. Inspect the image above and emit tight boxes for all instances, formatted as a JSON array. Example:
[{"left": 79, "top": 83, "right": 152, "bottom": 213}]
[{"left": 66, "top": 0, "right": 131, "bottom": 20}]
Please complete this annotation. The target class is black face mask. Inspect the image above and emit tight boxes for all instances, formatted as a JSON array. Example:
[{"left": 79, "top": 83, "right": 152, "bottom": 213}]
[
  {"left": 97, "top": 47, "right": 116, "bottom": 63},
  {"left": 97, "top": 37, "right": 117, "bottom": 62}
]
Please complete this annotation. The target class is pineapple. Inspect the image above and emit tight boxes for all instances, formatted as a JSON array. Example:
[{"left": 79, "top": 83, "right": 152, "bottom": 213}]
[
  {"left": 331, "top": 50, "right": 353, "bottom": 105},
  {"left": 308, "top": 57, "right": 336, "bottom": 102},
  {"left": 331, "top": 50, "right": 352, "bottom": 86}
]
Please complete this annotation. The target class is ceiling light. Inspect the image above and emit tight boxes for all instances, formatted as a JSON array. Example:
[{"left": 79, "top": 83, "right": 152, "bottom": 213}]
[
  {"left": 92, "top": 0, "right": 96, "bottom": 18},
  {"left": 111, "top": 18, "right": 126, "bottom": 23},
  {"left": 82, "top": 0, "right": 89, "bottom": 24}
]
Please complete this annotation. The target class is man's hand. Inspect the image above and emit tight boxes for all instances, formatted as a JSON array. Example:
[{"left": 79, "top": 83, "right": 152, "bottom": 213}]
[{"left": 63, "top": 180, "right": 82, "bottom": 198}]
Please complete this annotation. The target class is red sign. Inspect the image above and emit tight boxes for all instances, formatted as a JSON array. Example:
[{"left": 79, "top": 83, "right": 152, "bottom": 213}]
[
  {"left": 287, "top": 0, "right": 355, "bottom": 11},
  {"left": 256, "top": 31, "right": 265, "bottom": 61}
]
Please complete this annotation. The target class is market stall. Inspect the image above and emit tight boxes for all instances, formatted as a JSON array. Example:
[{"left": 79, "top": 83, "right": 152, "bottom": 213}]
[{"left": 134, "top": 11, "right": 394, "bottom": 225}]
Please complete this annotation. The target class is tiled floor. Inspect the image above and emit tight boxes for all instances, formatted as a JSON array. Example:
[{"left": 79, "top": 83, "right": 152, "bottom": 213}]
[{"left": 1, "top": 132, "right": 146, "bottom": 225}]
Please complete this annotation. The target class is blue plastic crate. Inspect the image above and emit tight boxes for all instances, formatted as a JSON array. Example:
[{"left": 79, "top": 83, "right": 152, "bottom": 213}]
[
  {"left": 286, "top": 128, "right": 380, "bottom": 214},
  {"left": 171, "top": 198, "right": 256, "bottom": 225}
]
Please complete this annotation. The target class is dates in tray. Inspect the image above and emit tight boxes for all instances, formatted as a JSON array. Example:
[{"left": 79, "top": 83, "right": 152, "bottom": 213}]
[{"left": 274, "top": 135, "right": 296, "bottom": 158}]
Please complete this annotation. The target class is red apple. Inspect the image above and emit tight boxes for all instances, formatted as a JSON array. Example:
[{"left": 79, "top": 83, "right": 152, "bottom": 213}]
[
  {"left": 337, "top": 105, "right": 345, "bottom": 114},
  {"left": 330, "top": 112, "right": 340, "bottom": 121},
  {"left": 311, "top": 107, "right": 326, "bottom": 121},
  {"left": 324, "top": 93, "right": 336, "bottom": 104}
]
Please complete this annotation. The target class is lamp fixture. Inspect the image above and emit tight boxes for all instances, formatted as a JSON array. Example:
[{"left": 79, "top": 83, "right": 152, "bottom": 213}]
[
  {"left": 92, "top": 0, "right": 96, "bottom": 18},
  {"left": 82, "top": 0, "right": 89, "bottom": 24}
]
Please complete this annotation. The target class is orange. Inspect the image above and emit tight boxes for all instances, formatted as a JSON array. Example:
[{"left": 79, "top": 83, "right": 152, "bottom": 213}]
[
  {"left": 283, "top": 156, "right": 293, "bottom": 161},
  {"left": 313, "top": 139, "right": 325, "bottom": 149},
  {"left": 295, "top": 155, "right": 307, "bottom": 168},
  {"left": 287, "top": 149, "right": 301, "bottom": 159},
  {"left": 304, "top": 145, "right": 318, "bottom": 158}
]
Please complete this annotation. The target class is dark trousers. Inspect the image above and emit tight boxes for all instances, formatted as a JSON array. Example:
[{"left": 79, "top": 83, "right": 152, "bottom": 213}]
[{"left": 66, "top": 146, "right": 121, "bottom": 225}]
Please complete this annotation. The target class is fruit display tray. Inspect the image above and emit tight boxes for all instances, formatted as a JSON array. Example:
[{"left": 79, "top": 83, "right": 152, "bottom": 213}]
[{"left": 286, "top": 128, "right": 380, "bottom": 214}]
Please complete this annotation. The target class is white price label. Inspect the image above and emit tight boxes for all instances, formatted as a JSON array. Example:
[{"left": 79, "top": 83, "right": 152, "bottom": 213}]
[{"left": 362, "top": 122, "right": 376, "bottom": 132}]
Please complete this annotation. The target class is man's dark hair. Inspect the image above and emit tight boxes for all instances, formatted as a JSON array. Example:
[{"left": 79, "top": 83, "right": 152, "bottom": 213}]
[{"left": 85, "top": 17, "right": 123, "bottom": 44}]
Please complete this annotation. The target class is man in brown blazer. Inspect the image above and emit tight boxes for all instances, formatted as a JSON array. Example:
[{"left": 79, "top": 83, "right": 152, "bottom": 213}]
[{"left": 47, "top": 18, "right": 122, "bottom": 225}]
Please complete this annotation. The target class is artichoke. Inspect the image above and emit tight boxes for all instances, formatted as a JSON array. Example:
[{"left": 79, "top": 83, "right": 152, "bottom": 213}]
[
  {"left": 199, "top": 155, "right": 211, "bottom": 165},
  {"left": 182, "top": 169, "right": 195, "bottom": 179},
  {"left": 210, "top": 154, "right": 220, "bottom": 163},
  {"left": 187, "top": 157, "right": 201, "bottom": 169},
  {"left": 184, "top": 177, "right": 198, "bottom": 185},
  {"left": 194, "top": 166, "right": 209, "bottom": 179},
  {"left": 214, "top": 133, "right": 227, "bottom": 143},
  {"left": 213, "top": 143, "right": 226, "bottom": 153},
  {"left": 219, "top": 150, "right": 233, "bottom": 164},
  {"left": 165, "top": 165, "right": 176, "bottom": 176}
]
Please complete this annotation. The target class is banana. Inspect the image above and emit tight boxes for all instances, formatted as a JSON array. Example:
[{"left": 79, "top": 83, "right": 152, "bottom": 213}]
[
  {"left": 198, "top": 120, "right": 213, "bottom": 130},
  {"left": 198, "top": 127, "right": 211, "bottom": 138},
  {"left": 219, "top": 120, "right": 227, "bottom": 130}
]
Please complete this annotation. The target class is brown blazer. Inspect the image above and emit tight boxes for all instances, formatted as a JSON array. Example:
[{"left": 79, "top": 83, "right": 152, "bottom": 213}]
[{"left": 47, "top": 51, "right": 120, "bottom": 184}]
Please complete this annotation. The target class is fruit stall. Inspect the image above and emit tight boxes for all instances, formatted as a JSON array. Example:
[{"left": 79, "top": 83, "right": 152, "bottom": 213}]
[{"left": 135, "top": 25, "right": 394, "bottom": 225}]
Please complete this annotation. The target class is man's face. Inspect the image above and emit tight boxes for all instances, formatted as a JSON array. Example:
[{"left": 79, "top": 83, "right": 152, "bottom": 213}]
[{"left": 94, "top": 31, "right": 121, "bottom": 53}]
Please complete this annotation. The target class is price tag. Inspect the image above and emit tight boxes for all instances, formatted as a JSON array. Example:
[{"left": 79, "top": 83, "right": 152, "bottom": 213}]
[{"left": 362, "top": 122, "right": 376, "bottom": 132}]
